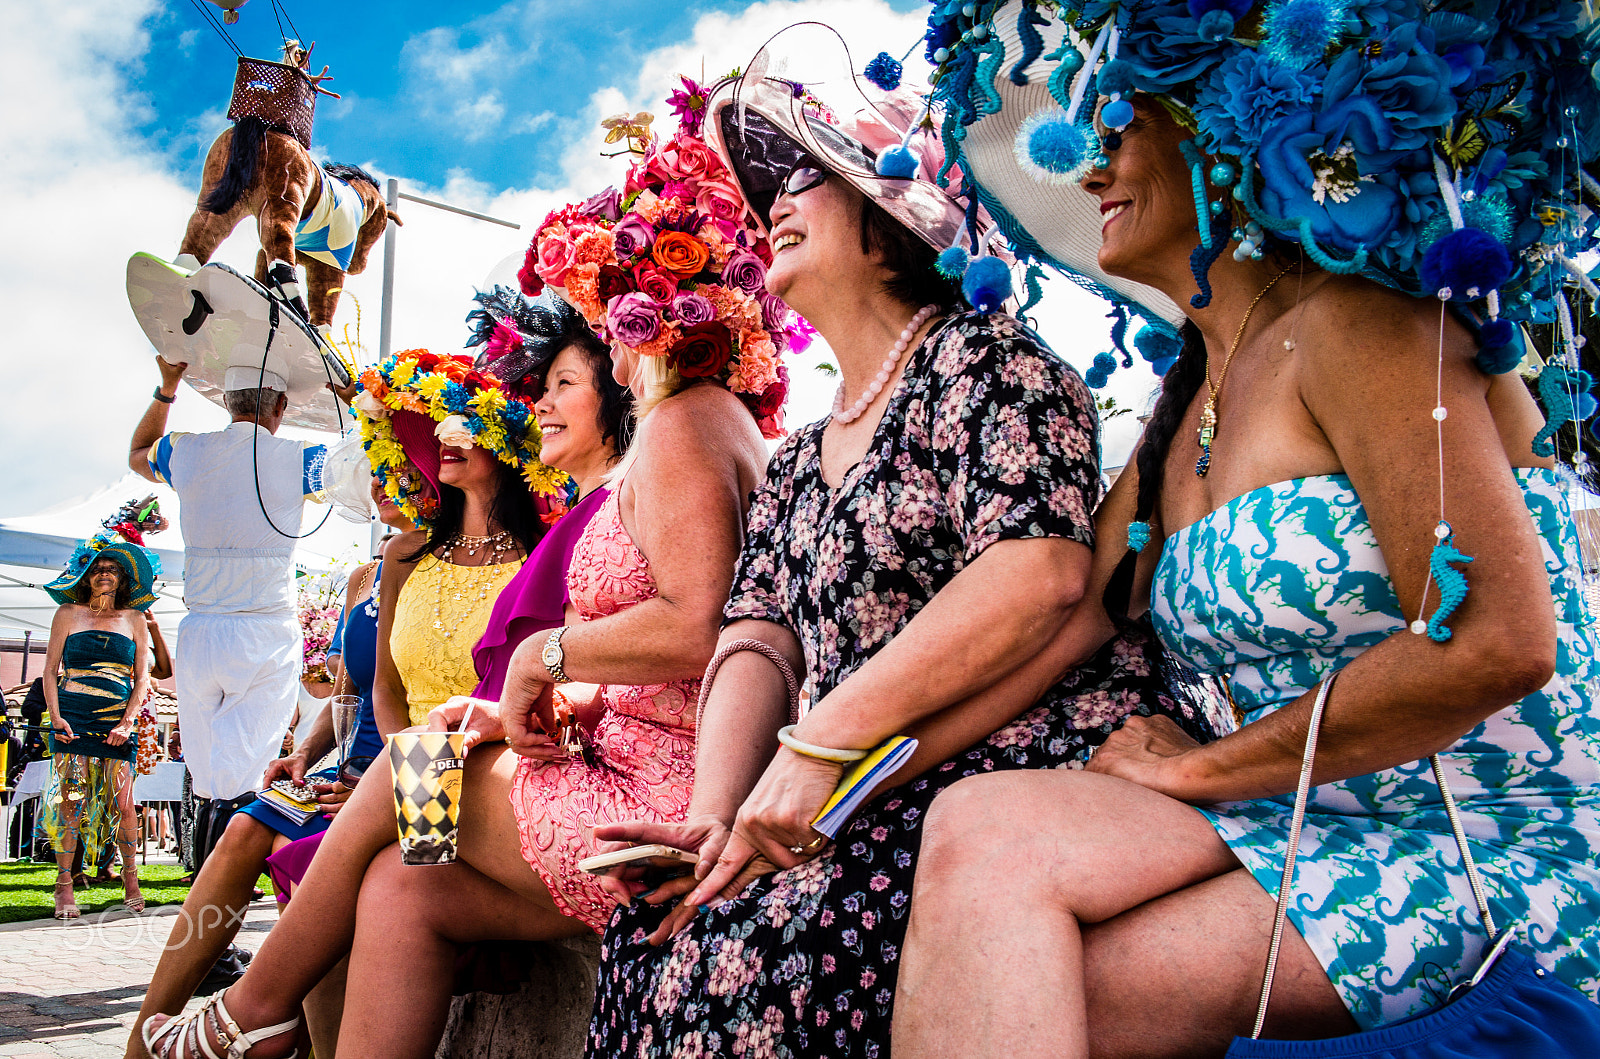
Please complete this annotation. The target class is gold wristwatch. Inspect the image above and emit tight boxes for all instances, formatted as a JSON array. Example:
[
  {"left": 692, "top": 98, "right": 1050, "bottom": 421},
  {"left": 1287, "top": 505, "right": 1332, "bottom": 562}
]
[{"left": 541, "top": 626, "right": 571, "bottom": 683}]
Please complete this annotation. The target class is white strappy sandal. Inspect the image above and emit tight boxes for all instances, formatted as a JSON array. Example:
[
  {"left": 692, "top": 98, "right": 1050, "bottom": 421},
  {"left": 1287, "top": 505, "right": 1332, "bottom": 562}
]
[{"left": 141, "top": 992, "right": 300, "bottom": 1059}]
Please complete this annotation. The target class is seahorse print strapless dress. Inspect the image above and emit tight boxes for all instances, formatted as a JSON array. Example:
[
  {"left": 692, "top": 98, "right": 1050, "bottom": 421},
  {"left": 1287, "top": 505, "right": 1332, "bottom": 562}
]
[{"left": 1151, "top": 469, "right": 1600, "bottom": 1028}]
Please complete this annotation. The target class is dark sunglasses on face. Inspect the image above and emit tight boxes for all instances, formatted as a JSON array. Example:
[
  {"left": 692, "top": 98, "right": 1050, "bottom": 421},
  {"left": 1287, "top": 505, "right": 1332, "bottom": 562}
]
[{"left": 776, "top": 159, "right": 828, "bottom": 201}]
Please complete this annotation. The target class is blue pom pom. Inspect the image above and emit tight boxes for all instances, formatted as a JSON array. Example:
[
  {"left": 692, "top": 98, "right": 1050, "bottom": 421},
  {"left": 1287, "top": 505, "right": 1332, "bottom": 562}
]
[
  {"left": 1262, "top": 0, "right": 1350, "bottom": 68},
  {"left": 1581, "top": 393, "right": 1599, "bottom": 422},
  {"left": 1095, "top": 59, "right": 1137, "bottom": 98},
  {"left": 1085, "top": 368, "right": 1109, "bottom": 389},
  {"left": 875, "top": 144, "right": 919, "bottom": 180},
  {"left": 962, "top": 256, "right": 1013, "bottom": 313},
  {"left": 864, "top": 51, "right": 903, "bottom": 91},
  {"left": 1092, "top": 351, "right": 1118, "bottom": 373},
  {"left": 1151, "top": 354, "right": 1179, "bottom": 376},
  {"left": 1126, "top": 521, "right": 1151, "bottom": 553},
  {"left": 1100, "top": 98, "right": 1135, "bottom": 130},
  {"left": 936, "top": 246, "right": 970, "bottom": 279},
  {"left": 1197, "top": 9, "right": 1236, "bottom": 42},
  {"left": 1478, "top": 318, "right": 1514, "bottom": 350},
  {"left": 1133, "top": 326, "right": 1182, "bottom": 366},
  {"left": 1420, "top": 227, "right": 1514, "bottom": 301},
  {"left": 1015, "top": 109, "right": 1093, "bottom": 184}
]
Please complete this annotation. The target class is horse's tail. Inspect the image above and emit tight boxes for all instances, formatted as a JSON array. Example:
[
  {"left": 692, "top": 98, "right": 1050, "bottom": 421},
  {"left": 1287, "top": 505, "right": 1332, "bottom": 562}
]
[{"left": 201, "top": 116, "right": 267, "bottom": 215}]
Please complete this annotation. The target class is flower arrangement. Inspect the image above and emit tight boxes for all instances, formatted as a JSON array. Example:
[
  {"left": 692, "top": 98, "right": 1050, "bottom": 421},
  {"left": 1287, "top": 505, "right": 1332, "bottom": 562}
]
[
  {"left": 296, "top": 569, "right": 346, "bottom": 684},
  {"left": 352, "top": 348, "right": 566, "bottom": 524},
  {"left": 517, "top": 77, "right": 810, "bottom": 439}
]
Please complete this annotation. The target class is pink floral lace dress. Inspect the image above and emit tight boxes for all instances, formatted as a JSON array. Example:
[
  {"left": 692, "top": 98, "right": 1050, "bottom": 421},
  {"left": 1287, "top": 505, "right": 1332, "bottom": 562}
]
[{"left": 508, "top": 488, "right": 699, "bottom": 932}]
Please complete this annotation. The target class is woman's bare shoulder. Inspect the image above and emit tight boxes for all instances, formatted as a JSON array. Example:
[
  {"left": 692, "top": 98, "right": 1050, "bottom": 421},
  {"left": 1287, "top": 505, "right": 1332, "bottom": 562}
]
[
  {"left": 1293, "top": 275, "right": 1477, "bottom": 384},
  {"left": 647, "top": 386, "right": 764, "bottom": 462}
]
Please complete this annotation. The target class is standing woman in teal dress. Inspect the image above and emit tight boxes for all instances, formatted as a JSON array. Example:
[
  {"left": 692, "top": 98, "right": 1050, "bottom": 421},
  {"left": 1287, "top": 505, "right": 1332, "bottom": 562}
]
[
  {"left": 894, "top": 3, "right": 1600, "bottom": 1055},
  {"left": 42, "top": 538, "right": 159, "bottom": 920}
]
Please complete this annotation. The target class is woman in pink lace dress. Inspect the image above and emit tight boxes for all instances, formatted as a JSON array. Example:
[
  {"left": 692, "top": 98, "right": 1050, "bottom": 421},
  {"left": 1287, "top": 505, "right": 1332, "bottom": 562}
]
[{"left": 504, "top": 486, "right": 706, "bottom": 930}]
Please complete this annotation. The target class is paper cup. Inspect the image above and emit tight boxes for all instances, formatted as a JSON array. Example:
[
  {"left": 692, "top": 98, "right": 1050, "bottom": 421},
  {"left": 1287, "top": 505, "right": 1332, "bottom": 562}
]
[{"left": 388, "top": 732, "right": 467, "bottom": 865}]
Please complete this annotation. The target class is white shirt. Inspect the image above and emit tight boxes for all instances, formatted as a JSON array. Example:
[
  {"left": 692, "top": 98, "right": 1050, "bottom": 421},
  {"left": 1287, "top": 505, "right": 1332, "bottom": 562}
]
[{"left": 149, "top": 422, "right": 326, "bottom": 616}]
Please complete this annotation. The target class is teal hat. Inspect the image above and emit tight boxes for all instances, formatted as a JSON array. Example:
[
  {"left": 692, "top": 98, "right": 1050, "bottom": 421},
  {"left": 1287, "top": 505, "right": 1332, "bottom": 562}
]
[{"left": 45, "top": 533, "right": 161, "bottom": 611}]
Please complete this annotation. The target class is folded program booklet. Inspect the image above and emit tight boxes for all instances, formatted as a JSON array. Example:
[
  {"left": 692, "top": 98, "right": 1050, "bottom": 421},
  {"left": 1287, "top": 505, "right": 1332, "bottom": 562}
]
[
  {"left": 254, "top": 779, "right": 321, "bottom": 826},
  {"left": 254, "top": 755, "right": 340, "bottom": 827},
  {"left": 810, "top": 736, "right": 918, "bottom": 839}
]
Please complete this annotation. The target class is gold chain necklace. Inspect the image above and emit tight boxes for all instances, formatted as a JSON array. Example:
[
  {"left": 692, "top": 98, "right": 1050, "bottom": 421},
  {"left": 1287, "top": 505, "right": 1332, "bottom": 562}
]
[{"left": 1196, "top": 264, "right": 1294, "bottom": 477}]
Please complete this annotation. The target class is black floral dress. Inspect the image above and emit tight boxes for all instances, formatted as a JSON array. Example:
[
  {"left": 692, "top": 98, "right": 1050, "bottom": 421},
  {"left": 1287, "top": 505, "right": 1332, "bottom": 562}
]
[{"left": 588, "top": 312, "right": 1217, "bottom": 1058}]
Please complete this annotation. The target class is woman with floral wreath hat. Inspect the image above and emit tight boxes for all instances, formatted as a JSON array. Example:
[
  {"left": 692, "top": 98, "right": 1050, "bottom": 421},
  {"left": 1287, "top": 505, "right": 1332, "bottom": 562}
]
[
  {"left": 584, "top": 30, "right": 1220, "bottom": 1059},
  {"left": 41, "top": 535, "right": 159, "bottom": 919},
  {"left": 889, "top": 4, "right": 1600, "bottom": 1055}
]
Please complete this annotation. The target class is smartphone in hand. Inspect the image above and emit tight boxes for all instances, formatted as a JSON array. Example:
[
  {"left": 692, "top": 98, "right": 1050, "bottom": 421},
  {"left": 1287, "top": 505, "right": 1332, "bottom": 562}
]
[{"left": 578, "top": 844, "right": 696, "bottom": 878}]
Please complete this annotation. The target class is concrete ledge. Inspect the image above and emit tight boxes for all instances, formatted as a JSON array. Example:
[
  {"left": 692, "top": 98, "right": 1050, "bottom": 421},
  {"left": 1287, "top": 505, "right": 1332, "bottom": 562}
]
[{"left": 435, "top": 934, "right": 601, "bottom": 1059}]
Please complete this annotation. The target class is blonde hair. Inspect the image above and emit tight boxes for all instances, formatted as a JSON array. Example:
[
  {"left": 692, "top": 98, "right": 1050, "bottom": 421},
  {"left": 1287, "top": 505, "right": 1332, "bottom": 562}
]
[{"left": 604, "top": 353, "right": 687, "bottom": 486}]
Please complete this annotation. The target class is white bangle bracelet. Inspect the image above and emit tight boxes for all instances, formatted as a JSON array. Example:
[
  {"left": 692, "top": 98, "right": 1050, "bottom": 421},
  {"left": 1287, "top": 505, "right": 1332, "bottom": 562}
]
[{"left": 776, "top": 724, "right": 870, "bottom": 763}]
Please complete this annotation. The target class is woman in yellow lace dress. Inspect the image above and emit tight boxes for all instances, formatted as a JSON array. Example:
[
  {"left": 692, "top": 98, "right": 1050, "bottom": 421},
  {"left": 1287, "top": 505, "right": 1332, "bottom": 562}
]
[{"left": 360, "top": 350, "right": 563, "bottom": 733}]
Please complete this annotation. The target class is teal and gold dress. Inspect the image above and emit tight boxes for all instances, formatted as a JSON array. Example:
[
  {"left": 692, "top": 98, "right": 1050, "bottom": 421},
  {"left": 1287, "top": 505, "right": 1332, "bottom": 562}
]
[
  {"left": 48, "top": 630, "right": 139, "bottom": 762},
  {"left": 44, "top": 629, "right": 140, "bottom": 861},
  {"left": 1151, "top": 469, "right": 1600, "bottom": 1029}
]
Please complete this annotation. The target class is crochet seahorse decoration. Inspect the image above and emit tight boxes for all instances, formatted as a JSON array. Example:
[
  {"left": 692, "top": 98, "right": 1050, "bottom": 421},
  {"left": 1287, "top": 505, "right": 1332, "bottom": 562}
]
[
  {"left": 1532, "top": 364, "right": 1595, "bottom": 458},
  {"left": 1426, "top": 532, "right": 1474, "bottom": 643}
]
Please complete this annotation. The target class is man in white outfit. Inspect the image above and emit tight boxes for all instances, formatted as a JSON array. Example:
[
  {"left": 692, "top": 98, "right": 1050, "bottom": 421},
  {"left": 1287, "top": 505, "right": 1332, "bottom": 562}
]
[{"left": 130, "top": 358, "right": 328, "bottom": 870}]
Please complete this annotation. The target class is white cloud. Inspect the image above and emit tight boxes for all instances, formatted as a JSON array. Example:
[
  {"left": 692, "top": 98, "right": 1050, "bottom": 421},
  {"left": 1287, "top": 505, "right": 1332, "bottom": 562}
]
[{"left": 453, "top": 91, "right": 508, "bottom": 134}]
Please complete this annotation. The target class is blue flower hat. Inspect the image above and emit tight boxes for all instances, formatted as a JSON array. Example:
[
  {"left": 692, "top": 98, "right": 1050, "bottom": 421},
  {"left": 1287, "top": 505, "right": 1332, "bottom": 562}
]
[
  {"left": 45, "top": 533, "right": 161, "bottom": 612},
  {"left": 915, "top": 1, "right": 1600, "bottom": 386}
]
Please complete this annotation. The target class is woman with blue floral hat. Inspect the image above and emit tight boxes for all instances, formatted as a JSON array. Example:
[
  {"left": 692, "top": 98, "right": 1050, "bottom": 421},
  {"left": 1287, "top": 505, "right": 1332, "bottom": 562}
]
[
  {"left": 41, "top": 536, "right": 160, "bottom": 919},
  {"left": 894, "top": 2, "right": 1600, "bottom": 1054}
]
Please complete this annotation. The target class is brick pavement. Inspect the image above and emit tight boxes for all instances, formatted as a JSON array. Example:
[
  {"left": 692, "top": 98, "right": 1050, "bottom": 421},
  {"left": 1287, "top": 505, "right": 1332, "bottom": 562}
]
[{"left": 0, "top": 865, "right": 279, "bottom": 1059}]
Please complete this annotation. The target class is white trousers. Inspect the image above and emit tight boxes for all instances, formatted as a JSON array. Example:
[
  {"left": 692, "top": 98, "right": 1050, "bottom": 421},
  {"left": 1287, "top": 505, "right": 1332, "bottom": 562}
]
[{"left": 176, "top": 612, "right": 301, "bottom": 800}]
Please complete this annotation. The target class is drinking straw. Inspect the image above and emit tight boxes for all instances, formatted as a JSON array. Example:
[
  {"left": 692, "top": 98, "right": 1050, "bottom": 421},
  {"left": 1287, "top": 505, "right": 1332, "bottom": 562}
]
[{"left": 456, "top": 700, "right": 476, "bottom": 736}]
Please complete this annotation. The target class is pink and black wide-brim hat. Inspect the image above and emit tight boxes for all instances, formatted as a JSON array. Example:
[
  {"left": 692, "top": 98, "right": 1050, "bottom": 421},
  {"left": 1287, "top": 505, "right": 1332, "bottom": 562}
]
[{"left": 702, "top": 35, "right": 977, "bottom": 256}]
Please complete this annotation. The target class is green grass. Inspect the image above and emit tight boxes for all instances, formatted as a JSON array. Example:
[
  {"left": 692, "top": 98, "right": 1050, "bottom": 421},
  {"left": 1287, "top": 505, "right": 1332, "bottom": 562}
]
[{"left": 0, "top": 860, "right": 202, "bottom": 923}]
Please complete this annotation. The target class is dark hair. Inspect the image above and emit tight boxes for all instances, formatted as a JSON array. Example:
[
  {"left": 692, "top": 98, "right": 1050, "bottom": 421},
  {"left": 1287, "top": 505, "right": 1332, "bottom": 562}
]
[
  {"left": 1102, "top": 321, "right": 1207, "bottom": 625},
  {"left": 466, "top": 290, "right": 636, "bottom": 456},
  {"left": 403, "top": 458, "right": 546, "bottom": 564},
  {"left": 86, "top": 556, "right": 134, "bottom": 611},
  {"left": 858, "top": 198, "right": 963, "bottom": 311}
]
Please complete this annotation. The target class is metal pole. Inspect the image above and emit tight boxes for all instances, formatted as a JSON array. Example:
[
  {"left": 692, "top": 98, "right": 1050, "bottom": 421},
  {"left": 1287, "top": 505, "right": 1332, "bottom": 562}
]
[
  {"left": 396, "top": 192, "right": 521, "bottom": 230},
  {"left": 379, "top": 178, "right": 399, "bottom": 362},
  {"left": 19, "top": 631, "right": 30, "bottom": 683}
]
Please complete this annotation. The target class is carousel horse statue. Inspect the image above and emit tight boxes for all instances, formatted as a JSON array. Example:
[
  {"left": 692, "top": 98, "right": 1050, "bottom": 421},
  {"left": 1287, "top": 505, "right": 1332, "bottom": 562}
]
[{"left": 173, "top": 40, "right": 398, "bottom": 335}]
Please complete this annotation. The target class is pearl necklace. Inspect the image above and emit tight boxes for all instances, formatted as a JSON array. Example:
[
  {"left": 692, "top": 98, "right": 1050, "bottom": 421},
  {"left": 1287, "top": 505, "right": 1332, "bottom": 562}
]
[
  {"left": 831, "top": 304, "right": 939, "bottom": 424},
  {"left": 431, "top": 530, "right": 518, "bottom": 639}
]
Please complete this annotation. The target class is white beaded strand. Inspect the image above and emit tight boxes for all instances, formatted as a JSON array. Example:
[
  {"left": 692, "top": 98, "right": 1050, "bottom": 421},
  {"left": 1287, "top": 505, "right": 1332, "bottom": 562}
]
[{"left": 831, "top": 304, "right": 939, "bottom": 424}]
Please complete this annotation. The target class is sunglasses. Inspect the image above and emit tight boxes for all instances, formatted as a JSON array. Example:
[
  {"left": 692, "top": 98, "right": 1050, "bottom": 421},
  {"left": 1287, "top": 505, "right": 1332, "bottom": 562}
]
[{"left": 776, "top": 158, "right": 828, "bottom": 202}]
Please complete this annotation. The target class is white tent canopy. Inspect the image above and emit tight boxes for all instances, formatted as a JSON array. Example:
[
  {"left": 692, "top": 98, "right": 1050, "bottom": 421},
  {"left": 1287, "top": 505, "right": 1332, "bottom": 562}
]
[{"left": 0, "top": 472, "right": 372, "bottom": 640}]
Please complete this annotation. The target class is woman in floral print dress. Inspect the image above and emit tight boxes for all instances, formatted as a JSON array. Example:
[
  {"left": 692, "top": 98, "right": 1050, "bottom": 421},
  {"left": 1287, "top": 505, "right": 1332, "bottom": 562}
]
[{"left": 585, "top": 68, "right": 1218, "bottom": 1058}]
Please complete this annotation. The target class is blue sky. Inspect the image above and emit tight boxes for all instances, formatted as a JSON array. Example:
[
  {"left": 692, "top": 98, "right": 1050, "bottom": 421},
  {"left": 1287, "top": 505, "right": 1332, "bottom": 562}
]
[{"left": 142, "top": 0, "right": 927, "bottom": 190}]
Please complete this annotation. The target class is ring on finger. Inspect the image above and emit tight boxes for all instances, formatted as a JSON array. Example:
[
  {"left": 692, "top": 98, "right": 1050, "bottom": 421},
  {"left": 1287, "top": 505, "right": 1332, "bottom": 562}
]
[{"left": 787, "top": 833, "right": 828, "bottom": 855}]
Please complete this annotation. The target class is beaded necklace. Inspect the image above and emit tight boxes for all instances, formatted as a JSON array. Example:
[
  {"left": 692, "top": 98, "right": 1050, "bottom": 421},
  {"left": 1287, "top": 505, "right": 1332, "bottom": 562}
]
[{"left": 430, "top": 529, "right": 519, "bottom": 639}]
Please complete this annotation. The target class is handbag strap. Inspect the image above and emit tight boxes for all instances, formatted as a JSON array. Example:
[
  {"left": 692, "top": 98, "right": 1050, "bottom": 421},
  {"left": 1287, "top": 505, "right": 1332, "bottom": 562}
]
[{"left": 1249, "top": 673, "right": 1500, "bottom": 1038}]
